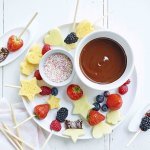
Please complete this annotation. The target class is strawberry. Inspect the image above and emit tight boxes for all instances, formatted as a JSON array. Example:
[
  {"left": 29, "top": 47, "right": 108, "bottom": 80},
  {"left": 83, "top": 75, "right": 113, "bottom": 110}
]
[
  {"left": 87, "top": 110, "right": 105, "bottom": 126},
  {"left": 50, "top": 120, "right": 61, "bottom": 131},
  {"left": 106, "top": 94, "right": 123, "bottom": 110},
  {"left": 42, "top": 44, "right": 51, "bottom": 55},
  {"left": 34, "top": 104, "right": 50, "bottom": 120},
  {"left": 34, "top": 70, "right": 42, "bottom": 80},
  {"left": 7, "top": 35, "right": 23, "bottom": 52},
  {"left": 118, "top": 84, "right": 128, "bottom": 95},
  {"left": 40, "top": 86, "right": 52, "bottom": 95},
  {"left": 123, "top": 79, "right": 131, "bottom": 85},
  {"left": 67, "top": 84, "right": 83, "bottom": 100}
]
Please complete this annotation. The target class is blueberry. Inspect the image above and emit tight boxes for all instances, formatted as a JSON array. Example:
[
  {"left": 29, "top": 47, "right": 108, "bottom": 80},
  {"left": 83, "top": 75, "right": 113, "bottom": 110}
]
[
  {"left": 104, "top": 91, "right": 110, "bottom": 97},
  {"left": 51, "top": 87, "right": 58, "bottom": 96},
  {"left": 101, "top": 104, "right": 108, "bottom": 112},
  {"left": 96, "top": 95, "right": 104, "bottom": 103},
  {"left": 92, "top": 102, "right": 101, "bottom": 111}
]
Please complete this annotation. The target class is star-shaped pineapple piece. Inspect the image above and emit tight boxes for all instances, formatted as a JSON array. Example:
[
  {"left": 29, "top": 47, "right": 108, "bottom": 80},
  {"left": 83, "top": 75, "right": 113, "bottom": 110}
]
[
  {"left": 63, "top": 129, "right": 84, "bottom": 143},
  {"left": 47, "top": 95, "right": 60, "bottom": 109},
  {"left": 19, "top": 77, "right": 41, "bottom": 101},
  {"left": 73, "top": 96, "right": 92, "bottom": 119}
]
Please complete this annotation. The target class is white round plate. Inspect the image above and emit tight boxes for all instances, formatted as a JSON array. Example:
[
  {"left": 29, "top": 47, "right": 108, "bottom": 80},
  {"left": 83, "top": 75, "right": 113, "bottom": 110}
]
[
  {"left": 0, "top": 27, "right": 31, "bottom": 67},
  {"left": 20, "top": 23, "right": 138, "bottom": 139}
]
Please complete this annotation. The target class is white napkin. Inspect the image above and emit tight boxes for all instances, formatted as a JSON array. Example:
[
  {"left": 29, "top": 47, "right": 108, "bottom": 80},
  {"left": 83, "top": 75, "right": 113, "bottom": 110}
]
[{"left": 0, "top": 98, "right": 48, "bottom": 150}]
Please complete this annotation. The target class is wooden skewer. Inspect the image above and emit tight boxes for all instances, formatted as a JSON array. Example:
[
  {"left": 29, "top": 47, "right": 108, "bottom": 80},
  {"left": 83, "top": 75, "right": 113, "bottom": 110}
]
[
  {"left": 14, "top": 115, "right": 36, "bottom": 129},
  {"left": 72, "top": 0, "right": 80, "bottom": 31},
  {"left": 41, "top": 131, "right": 53, "bottom": 150},
  {"left": 2, "top": 123, "right": 23, "bottom": 150},
  {"left": 0, "top": 127, "right": 20, "bottom": 150},
  {"left": 126, "top": 130, "right": 141, "bottom": 147},
  {"left": 9, "top": 104, "right": 22, "bottom": 146},
  {"left": 4, "top": 84, "right": 21, "bottom": 89},
  {"left": 1, "top": 127, "right": 34, "bottom": 149},
  {"left": 18, "top": 12, "right": 38, "bottom": 39}
]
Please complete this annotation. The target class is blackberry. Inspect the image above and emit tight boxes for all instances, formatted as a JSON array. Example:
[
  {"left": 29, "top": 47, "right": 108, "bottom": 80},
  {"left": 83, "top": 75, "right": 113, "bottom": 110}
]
[
  {"left": 64, "top": 32, "right": 78, "bottom": 44},
  {"left": 139, "top": 116, "right": 150, "bottom": 131},
  {"left": 56, "top": 107, "right": 68, "bottom": 122},
  {"left": 140, "top": 124, "right": 148, "bottom": 131}
]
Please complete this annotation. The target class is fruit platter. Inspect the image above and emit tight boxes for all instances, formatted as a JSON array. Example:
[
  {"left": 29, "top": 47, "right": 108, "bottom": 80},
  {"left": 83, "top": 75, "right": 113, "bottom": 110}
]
[{"left": 18, "top": 20, "right": 138, "bottom": 143}]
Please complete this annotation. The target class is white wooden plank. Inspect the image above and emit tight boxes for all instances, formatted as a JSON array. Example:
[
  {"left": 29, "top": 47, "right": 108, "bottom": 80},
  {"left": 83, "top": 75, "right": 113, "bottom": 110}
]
[
  {"left": 0, "top": 0, "right": 3, "bottom": 99},
  {"left": 108, "top": 0, "right": 150, "bottom": 150},
  {"left": 3, "top": 0, "right": 107, "bottom": 150}
]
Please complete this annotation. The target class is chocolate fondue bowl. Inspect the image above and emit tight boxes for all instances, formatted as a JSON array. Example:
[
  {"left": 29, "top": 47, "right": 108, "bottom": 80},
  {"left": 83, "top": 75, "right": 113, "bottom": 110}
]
[{"left": 74, "top": 31, "right": 134, "bottom": 91}]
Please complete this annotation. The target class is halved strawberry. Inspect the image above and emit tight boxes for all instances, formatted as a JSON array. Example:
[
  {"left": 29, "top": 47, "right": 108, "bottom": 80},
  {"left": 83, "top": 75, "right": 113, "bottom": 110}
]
[{"left": 87, "top": 110, "right": 105, "bottom": 126}]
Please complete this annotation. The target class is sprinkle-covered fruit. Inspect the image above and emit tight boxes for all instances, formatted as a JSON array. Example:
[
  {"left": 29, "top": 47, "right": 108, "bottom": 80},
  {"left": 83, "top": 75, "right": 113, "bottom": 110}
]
[
  {"left": 93, "top": 102, "right": 101, "bottom": 111},
  {"left": 7, "top": 35, "right": 23, "bottom": 52},
  {"left": 40, "top": 86, "right": 51, "bottom": 96},
  {"left": 51, "top": 87, "right": 58, "bottom": 96},
  {"left": 87, "top": 110, "right": 105, "bottom": 126},
  {"left": 67, "top": 84, "right": 83, "bottom": 100},
  {"left": 139, "top": 116, "right": 150, "bottom": 131},
  {"left": 42, "top": 44, "right": 51, "bottom": 55},
  {"left": 50, "top": 120, "right": 61, "bottom": 131},
  {"left": 96, "top": 95, "right": 104, "bottom": 103},
  {"left": 101, "top": 104, "right": 108, "bottom": 112},
  {"left": 56, "top": 107, "right": 68, "bottom": 122},
  {"left": 104, "top": 91, "right": 110, "bottom": 97},
  {"left": 124, "top": 79, "right": 131, "bottom": 85},
  {"left": 118, "top": 84, "right": 128, "bottom": 95},
  {"left": 34, "top": 70, "right": 42, "bottom": 80},
  {"left": 34, "top": 104, "right": 50, "bottom": 120},
  {"left": 106, "top": 94, "right": 123, "bottom": 110},
  {"left": 64, "top": 32, "right": 78, "bottom": 44}
]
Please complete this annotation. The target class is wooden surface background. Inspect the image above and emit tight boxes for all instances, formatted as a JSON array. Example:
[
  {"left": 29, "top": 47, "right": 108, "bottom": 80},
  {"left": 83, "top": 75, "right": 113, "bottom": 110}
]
[{"left": 0, "top": 0, "right": 150, "bottom": 149}]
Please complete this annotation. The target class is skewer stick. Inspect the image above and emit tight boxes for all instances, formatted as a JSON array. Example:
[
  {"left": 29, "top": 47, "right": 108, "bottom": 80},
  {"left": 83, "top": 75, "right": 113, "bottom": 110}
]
[
  {"left": 18, "top": 12, "right": 38, "bottom": 39},
  {"left": 10, "top": 104, "right": 22, "bottom": 145},
  {"left": 1, "top": 127, "right": 34, "bottom": 149},
  {"left": 126, "top": 130, "right": 141, "bottom": 147},
  {"left": 72, "top": 0, "right": 80, "bottom": 31},
  {"left": 14, "top": 115, "right": 36, "bottom": 129},
  {"left": 4, "top": 84, "right": 21, "bottom": 89},
  {"left": 0, "top": 127, "right": 20, "bottom": 150},
  {"left": 41, "top": 131, "right": 53, "bottom": 150},
  {"left": 2, "top": 123, "right": 23, "bottom": 150}
]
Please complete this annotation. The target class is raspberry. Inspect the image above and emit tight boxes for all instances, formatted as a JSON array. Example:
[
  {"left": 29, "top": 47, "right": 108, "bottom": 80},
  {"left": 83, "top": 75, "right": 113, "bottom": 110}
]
[
  {"left": 124, "top": 79, "right": 131, "bottom": 85},
  {"left": 42, "top": 44, "right": 51, "bottom": 55},
  {"left": 56, "top": 107, "right": 68, "bottom": 122},
  {"left": 64, "top": 32, "right": 78, "bottom": 44},
  {"left": 118, "top": 84, "right": 128, "bottom": 95},
  {"left": 40, "top": 86, "right": 51, "bottom": 95},
  {"left": 50, "top": 120, "right": 61, "bottom": 131},
  {"left": 34, "top": 70, "right": 42, "bottom": 80}
]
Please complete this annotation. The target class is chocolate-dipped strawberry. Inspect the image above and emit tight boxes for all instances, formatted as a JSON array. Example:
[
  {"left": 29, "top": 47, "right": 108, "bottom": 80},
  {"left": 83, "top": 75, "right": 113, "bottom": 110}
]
[{"left": 0, "top": 47, "right": 9, "bottom": 63}]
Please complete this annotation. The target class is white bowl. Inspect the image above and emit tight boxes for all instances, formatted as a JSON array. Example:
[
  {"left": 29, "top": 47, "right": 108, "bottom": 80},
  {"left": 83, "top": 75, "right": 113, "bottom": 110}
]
[
  {"left": 39, "top": 49, "right": 75, "bottom": 87},
  {"left": 74, "top": 30, "right": 134, "bottom": 91}
]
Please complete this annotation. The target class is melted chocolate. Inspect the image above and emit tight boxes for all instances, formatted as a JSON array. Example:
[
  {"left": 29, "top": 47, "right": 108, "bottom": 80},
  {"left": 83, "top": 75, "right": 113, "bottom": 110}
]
[{"left": 80, "top": 38, "right": 127, "bottom": 84}]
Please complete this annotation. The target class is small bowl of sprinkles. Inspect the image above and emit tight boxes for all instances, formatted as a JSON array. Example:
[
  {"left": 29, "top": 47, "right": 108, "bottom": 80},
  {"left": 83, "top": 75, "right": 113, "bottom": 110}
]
[{"left": 39, "top": 49, "right": 74, "bottom": 87}]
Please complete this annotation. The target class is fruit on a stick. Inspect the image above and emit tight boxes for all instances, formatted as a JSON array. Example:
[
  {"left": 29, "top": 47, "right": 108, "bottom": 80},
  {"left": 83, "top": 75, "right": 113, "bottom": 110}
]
[
  {"left": 67, "top": 84, "right": 83, "bottom": 100},
  {"left": 87, "top": 110, "right": 105, "bottom": 126},
  {"left": 106, "top": 94, "right": 123, "bottom": 110},
  {"left": 34, "top": 104, "right": 50, "bottom": 120},
  {"left": 7, "top": 35, "right": 23, "bottom": 52}
]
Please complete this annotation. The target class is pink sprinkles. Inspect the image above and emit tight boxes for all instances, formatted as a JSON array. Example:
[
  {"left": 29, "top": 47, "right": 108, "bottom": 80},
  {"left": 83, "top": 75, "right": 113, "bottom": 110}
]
[{"left": 44, "top": 53, "right": 73, "bottom": 83}]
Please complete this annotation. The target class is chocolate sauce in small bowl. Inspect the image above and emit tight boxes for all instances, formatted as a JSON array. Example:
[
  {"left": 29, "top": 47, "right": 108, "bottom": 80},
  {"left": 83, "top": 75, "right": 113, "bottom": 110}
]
[{"left": 79, "top": 38, "right": 127, "bottom": 84}]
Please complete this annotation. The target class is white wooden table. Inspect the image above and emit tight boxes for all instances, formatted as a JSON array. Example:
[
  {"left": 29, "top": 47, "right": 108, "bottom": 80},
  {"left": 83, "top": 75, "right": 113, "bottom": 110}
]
[{"left": 0, "top": 0, "right": 150, "bottom": 149}]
